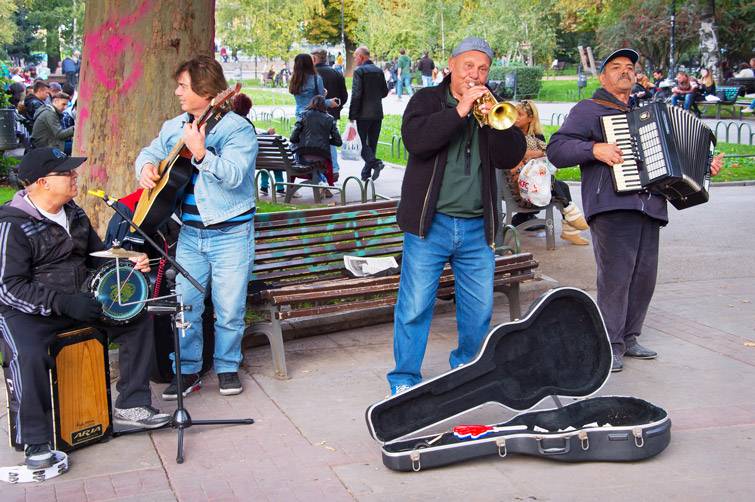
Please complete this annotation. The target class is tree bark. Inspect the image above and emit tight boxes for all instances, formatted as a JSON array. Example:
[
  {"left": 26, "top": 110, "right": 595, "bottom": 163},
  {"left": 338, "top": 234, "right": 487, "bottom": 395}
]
[
  {"left": 74, "top": 0, "right": 215, "bottom": 234},
  {"left": 699, "top": 0, "right": 721, "bottom": 84}
]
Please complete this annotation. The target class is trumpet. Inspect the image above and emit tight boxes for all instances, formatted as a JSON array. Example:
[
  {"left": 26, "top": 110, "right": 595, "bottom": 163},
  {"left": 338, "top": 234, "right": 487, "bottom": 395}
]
[{"left": 469, "top": 82, "right": 518, "bottom": 130}]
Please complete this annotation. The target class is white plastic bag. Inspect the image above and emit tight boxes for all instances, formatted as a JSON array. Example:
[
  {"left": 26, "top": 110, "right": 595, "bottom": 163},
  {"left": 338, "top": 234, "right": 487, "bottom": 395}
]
[
  {"left": 518, "top": 157, "right": 556, "bottom": 207},
  {"left": 341, "top": 121, "right": 362, "bottom": 161}
]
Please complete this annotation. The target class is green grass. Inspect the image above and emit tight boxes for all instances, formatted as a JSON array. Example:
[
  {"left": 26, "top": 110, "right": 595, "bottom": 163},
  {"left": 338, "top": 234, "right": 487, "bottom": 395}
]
[
  {"left": 0, "top": 186, "right": 15, "bottom": 204},
  {"left": 537, "top": 79, "right": 601, "bottom": 102}
]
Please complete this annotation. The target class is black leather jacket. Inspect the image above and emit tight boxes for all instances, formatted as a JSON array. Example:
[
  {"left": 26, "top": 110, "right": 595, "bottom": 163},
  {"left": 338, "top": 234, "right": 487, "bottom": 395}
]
[
  {"left": 0, "top": 191, "right": 104, "bottom": 316},
  {"left": 291, "top": 109, "right": 343, "bottom": 159},
  {"left": 348, "top": 60, "right": 389, "bottom": 120}
]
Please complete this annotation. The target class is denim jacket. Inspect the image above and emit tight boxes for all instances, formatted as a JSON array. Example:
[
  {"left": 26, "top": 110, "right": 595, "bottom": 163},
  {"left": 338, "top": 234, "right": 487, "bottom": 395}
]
[
  {"left": 293, "top": 75, "right": 335, "bottom": 118},
  {"left": 135, "top": 111, "right": 257, "bottom": 226}
]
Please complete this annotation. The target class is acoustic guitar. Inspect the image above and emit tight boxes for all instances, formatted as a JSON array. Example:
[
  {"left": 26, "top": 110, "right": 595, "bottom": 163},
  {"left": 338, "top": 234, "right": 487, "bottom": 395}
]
[{"left": 131, "top": 83, "right": 241, "bottom": 234}]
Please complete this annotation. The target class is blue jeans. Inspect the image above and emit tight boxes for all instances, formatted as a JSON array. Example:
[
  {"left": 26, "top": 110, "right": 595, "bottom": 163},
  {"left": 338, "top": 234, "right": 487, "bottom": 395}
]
[
  {"left": 672, "top": 93, "right": 695, "bottom": 110},
  {"left": 387, "top": 213, "right": 495, "bottom": 391},
  {"left": 330, "top": 145, "right": 340, "bottom": 175},
  {"left": 174, "top": 221, "right": 255, "bottom": 374},
  {"left": 395, "top": 73, "right": 413, "bottom": 98},
  {"left": 260, "top": 170, "right": 284, "bottom": 192},
  {"left": 421, "top": 75, "right": 433, "bottom": 87}
]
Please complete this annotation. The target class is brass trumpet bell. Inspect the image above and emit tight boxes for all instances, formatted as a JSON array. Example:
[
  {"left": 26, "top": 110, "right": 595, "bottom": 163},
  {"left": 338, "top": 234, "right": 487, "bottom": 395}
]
[{"left": 472, "top": 93, "right": 518, "bottom": 130}]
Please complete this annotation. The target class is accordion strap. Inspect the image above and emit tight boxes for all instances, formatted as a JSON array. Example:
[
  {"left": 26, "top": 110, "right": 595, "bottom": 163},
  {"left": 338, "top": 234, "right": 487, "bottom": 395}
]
[{"left": 590, "top": 98, "right": 630, "bottom": 112}]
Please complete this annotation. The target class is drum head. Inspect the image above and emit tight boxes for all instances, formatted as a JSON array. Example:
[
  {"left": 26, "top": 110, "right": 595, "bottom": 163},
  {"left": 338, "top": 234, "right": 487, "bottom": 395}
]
[{"left": 89, "top": 263, "right": 149, "bottom": 324}]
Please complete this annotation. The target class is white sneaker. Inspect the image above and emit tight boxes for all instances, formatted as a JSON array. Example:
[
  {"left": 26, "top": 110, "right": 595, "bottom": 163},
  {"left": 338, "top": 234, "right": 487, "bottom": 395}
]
[{"left": 114, "top": 406, "right": 171, "bottom": 429}]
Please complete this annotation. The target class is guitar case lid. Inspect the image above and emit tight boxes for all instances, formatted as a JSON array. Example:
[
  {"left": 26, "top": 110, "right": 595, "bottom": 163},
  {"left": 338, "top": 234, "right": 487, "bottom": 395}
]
[{"left": 366, "top": 287, "right": 612, "bottom": 444}]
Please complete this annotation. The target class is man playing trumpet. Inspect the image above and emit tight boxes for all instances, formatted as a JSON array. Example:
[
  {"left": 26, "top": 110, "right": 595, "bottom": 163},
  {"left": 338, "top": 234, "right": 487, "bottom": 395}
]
[{"left": 387, "top": 37, "right": 526, "bottom": 395}]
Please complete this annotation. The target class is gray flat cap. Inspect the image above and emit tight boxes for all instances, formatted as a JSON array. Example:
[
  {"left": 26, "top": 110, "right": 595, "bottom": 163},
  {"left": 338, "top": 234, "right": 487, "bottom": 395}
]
[{"left": 452, "top": 37, "right": 494, "bottom": 61}]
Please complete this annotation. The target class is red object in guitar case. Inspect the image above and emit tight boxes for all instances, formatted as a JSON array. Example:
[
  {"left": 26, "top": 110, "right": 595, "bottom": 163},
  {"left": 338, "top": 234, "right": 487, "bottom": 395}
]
[{"left": 365, "top": 287, "right": 671, "bottom": 472}]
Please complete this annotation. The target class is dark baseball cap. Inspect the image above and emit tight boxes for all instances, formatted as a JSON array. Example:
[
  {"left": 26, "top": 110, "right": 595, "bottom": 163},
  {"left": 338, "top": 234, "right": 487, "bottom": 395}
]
[
  {"left": 600, "top": 48, "right": 639, "bottom": 73},
  {"left": 17, "top": 147, "right": 87, "bottom": 186}
]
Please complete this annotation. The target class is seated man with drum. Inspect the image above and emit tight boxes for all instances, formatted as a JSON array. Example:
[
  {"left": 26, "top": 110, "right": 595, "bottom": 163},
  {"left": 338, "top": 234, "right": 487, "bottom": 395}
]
[{"left": 0, "top": 147, "right": 171, "bottom": 469}]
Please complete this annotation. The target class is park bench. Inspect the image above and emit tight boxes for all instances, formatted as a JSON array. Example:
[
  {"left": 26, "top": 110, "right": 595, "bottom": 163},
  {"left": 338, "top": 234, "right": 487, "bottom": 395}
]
[
  {"left": 698, "top": 85, "right": 744, "bottom": 119},
  {"left": 495, "top": 170, "right": 560, "bottom": 251},
  {"left": 725, "top": 77, "right": 755, "bottom": 94},
  {"left": 247, "top": 200, "right": 539, "bottom": 378},
  {"left": 255, "top": 134, "right": 329, "bottom": 202}
]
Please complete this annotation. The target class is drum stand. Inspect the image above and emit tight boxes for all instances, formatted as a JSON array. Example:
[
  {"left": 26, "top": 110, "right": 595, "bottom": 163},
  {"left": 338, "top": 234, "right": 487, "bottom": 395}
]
[{"left": 90, "top": 191, "right": 254, "bottom": 464}]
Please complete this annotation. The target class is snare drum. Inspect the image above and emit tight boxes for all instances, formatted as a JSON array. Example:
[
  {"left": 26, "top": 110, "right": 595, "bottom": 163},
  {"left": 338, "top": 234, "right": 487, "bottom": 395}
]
[{"left": 87, "top": 262, "right": 150, "bottom": 324}]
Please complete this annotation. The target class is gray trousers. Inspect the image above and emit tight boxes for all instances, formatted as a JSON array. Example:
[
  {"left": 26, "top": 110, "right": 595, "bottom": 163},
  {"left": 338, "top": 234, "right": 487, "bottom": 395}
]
[{"left": 589, "top": 211, "right": 660, "bottom": 354}]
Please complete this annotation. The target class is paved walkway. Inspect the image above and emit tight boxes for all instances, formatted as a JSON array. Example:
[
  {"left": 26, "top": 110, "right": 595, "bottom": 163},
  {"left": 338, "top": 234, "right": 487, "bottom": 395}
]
[{"left": 3, "top": 139, "right": 755, "bottom": 500}]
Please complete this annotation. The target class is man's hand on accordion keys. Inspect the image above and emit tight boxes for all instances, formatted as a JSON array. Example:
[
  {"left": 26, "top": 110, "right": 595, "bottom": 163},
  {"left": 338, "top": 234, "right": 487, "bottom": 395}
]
[
  {"left": 593, "top": 142, "right": 624, "bottom": 166},
  {"left": 710, "top": 153, "right": 724, "bottom": 177}
]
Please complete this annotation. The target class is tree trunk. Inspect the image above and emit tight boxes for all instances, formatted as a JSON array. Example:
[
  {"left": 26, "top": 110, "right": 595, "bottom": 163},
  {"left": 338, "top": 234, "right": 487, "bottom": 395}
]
[
  {"left": 699, "top": 0, "right": 721, "bottom": 83},
  {"left": 45, "top": 26, "right": 61, "bottom": 71},
  {"left": 74, "top": 0, "right": 215, "bottom": 235}
]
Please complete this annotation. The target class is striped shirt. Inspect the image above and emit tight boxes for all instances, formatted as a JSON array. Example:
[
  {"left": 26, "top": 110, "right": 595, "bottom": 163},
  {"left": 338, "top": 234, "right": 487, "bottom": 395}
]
[{"left": 180, "top": 170, "right": 254, "bottom": 229}]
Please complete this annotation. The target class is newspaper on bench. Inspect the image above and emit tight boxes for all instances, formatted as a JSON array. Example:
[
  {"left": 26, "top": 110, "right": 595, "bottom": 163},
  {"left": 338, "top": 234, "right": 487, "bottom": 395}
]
[{"left": 343, "top": 255, "right": 400, "bottom": 278}]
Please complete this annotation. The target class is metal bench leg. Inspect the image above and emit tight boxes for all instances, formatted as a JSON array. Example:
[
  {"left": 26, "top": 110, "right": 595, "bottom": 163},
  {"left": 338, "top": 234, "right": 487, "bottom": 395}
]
[
  {"left": 545, "top": 205, "right": 556, "bottom": 250},
  {"left": 506, "top": 283, "right": 522, "bottom": 320},
  {"left": 266, "top": 308, "right": 288, "bottom": 379}
]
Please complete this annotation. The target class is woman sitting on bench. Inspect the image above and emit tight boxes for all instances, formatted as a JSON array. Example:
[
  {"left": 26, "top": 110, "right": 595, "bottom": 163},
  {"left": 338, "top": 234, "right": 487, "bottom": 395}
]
[{"left": 506, "top": 100, "right": 590, "bottom": 246}]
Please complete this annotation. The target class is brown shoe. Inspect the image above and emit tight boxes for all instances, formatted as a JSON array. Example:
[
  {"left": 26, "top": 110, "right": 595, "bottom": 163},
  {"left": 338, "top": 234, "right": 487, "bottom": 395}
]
[{"left": 561, "top": 221, "right": 589, "bottom": 245}]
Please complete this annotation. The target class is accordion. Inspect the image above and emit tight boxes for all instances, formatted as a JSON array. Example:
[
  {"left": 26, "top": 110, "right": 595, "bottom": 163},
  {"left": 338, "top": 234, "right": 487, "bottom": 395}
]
[{"left": 600, "top": 102, "right": 716, "bottom": 210}]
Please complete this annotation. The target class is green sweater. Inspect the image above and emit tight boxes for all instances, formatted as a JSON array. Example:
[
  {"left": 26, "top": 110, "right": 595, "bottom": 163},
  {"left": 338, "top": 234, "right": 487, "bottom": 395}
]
[{"left": 31, "top": 105, "right": 74, "bottom": 150}]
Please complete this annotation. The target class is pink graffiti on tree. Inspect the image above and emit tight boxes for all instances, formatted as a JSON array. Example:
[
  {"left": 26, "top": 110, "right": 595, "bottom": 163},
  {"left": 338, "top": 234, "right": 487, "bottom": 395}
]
[{"left": 77, "top": 0, "right": 154, "bottom": 183}]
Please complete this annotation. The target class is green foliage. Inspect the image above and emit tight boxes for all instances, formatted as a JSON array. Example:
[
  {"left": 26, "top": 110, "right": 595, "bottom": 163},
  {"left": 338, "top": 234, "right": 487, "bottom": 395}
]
[
  {"left": 216, "top": 0, "right": 307, "bottom": 59},
  {"left": 0, "top": 0, "right": 18, "bottom": 47},
  {"left": 302, "top": 0, "right": 358, "bottom": 47},
  {"left": 489, "top": 66, "right": 544, "bottom": 99},
  {"left": 0, "top": 76, "right": 13, "bottom": 108}
]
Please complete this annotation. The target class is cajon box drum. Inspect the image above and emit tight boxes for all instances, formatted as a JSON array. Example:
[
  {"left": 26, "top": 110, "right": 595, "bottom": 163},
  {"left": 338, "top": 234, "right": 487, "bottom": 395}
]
[{"left": 5, "top": 327, "right": 113, "bottom": 452}]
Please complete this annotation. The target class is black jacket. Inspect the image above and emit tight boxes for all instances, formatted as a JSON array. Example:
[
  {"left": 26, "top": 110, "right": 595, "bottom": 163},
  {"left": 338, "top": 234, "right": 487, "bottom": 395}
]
[
  {"left": 291, "top": 109, "right": 343, "bottom": 159},
  {"left": 398, "top": 76, "right": 527, "bottom": 245},
  {"left": 349, "top": 60, "right": 389, "bottom": 120},
  {"left": 23, "top": 94, "right": 45, "bottom": 123},
  {"left": 546, "top": 87, "right": 668, "bottom": 223},
  {"left": 0, "top": 191, "right": 105, "bottom": 316},
  {"left": 315, "top": 62, "right": 348, "bottom": 121},
  {"left": 417, "top": 56, "right": 435, "bottom": 77}
]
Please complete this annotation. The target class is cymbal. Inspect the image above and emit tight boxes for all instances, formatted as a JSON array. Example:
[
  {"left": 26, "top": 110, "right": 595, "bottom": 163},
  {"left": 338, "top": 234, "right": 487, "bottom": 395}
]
[{"left": 90, "top": 247, "right": 143, "bottom": 259}]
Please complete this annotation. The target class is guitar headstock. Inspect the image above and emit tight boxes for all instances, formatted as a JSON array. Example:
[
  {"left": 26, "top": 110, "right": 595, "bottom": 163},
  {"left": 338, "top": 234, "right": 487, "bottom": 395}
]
[{"left": 210, "top": 82, "right": 242, "bottom": 108}]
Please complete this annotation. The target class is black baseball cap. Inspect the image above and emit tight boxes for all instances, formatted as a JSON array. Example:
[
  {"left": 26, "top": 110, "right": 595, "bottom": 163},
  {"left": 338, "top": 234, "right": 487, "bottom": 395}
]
[
  {"left": 600, "top": 48, "right": 639, "bottom": 73},
  {"left": 17, "top": 147, "right": 87, "bottom": 186}
]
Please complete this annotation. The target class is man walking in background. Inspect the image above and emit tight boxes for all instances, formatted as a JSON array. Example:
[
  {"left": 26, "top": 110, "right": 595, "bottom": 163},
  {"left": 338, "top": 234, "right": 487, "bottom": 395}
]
[
  {"left": 312, "top": 48, "right": 348, "bottom": 181},
  {"left": 417, "top": 52, "right": 435, "bottom": 87},
  {"left": 395, "top": 49, "right": 413, "bottom": 100},
  {"left": 349, "top": 46, "right": 389, "bottom": 182}
]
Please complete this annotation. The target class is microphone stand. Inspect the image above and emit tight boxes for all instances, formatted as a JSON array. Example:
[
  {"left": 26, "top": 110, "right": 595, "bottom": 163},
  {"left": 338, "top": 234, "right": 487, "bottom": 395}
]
[{"left": 90, "top": 191, "right": 253, "bottom": 464}]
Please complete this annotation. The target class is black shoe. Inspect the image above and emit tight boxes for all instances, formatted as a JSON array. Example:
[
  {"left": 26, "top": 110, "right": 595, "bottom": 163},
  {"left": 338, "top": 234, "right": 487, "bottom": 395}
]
[
  {"left": 161, "top": 373, "right": 201, "bottom": 400},
  {"left": 360, "top": 165, "right": 371, "bottom": 181},
  {"left": 625, "top": 338, "right": 658, "bottom": 359},
  {"left": 259, "top": 187, "right": 269, "bottom": 196},
  {"left": 511, "top": 213, "right": 536, "bottom": 226},
  {"left": 611, "top": 352, "right": 624, "bottom": 372},
  {"left": 372, "top": 161, "right": 384, "bottom": 181},
  {"left": 25, "top": 443, "right": 54, "bottom": 469},
  {"left": 218, "top": 372, "right": 243, "bottom": 396}
]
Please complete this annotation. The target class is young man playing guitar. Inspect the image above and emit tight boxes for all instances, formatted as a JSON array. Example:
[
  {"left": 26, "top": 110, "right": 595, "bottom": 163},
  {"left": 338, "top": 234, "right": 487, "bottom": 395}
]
[{"left": 135, "top": 55, "right": 257, "bottom": 398}]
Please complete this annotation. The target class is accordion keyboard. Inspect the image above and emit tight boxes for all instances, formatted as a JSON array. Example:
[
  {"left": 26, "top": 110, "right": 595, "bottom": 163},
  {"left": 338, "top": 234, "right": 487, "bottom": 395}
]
[{"left": 600, "top": 114, "right": 642, "bottom": 192}]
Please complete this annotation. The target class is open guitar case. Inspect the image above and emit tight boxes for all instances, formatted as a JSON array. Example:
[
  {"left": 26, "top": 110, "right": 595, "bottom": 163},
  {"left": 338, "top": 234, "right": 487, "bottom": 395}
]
[{"left": 365, "top": 287, "right": 671, "bottom": 472}]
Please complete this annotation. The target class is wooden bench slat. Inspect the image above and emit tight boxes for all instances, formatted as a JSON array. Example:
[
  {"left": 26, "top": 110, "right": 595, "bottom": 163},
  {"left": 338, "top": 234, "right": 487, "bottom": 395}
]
[
  {"left": 255, "top": 226, "right": 403, "bottom": 252},
  {"left": 255, "top": 200, "right": 398, "bottom": 224},
  {"left": 255, "top": 236, "right": 405, "bottom": 262},
  {"left": 255, "top": 215, "right": 399, "bottom": 240},
  {"left": 254, "top": 206, "right": 398, "bottom": 231},
  {"left": 275, "top": 298, "right": 398, "bottom": 320},
  {"left": 253, "top": 245, "right": 404, "bottom": 273}
]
